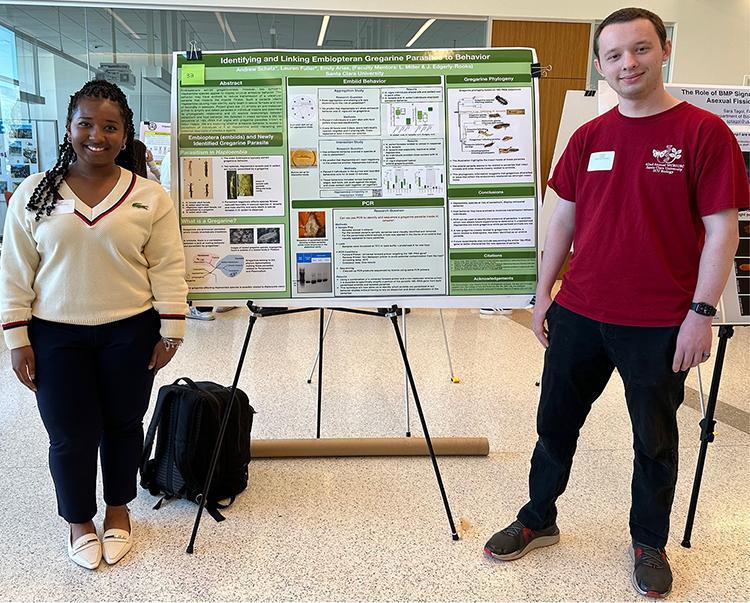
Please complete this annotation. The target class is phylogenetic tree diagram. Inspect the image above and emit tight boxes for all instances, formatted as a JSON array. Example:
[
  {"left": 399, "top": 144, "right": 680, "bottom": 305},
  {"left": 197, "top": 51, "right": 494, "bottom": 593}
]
[{"left": 454, "top": 94, "right": 525, "bottom": 153}]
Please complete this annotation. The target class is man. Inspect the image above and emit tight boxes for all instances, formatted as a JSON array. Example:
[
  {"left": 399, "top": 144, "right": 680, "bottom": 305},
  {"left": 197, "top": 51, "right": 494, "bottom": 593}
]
[{"left": 484, "top": 7, "right": 748, "bottom": 599}]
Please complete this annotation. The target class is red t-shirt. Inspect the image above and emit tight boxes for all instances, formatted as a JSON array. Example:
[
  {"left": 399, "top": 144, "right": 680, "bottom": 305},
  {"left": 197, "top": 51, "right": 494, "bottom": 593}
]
[{"left": 548, "top": 102, "right": 750, "bottom": 327}]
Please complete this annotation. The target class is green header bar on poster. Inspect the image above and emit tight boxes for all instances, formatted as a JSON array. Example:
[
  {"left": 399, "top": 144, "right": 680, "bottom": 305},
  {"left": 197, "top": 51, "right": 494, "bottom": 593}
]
[
  {"left": 179, "top": 49, "right": 533, "bottom": 68},
  {"left": 203, "top": 78, "right": 283, "bottom": 87},
  {"left": 446, "top": 74, "right": 532, "bottom": 84},
  {"left": 292, "top": 199, "right": 444, "bottom": 209},
  {"left": 449, "top": 250, "right": 536, "bottom": 260},
  {"left": 288, "top": 76, "right": 442, "bottom": 87},
  {"left": 448, "top": 185, "right": 536, "bottom": 198},
  {"left": 189, "top": 291, "right": 283, "bottom": 300},
  {"left": 179, "top": 132, "right": 283, "bottom": 148},
  {"left": 182, "top": 217, "right": 256, "bottom": 225},
  {"left": 450, "top": 274, "right": 537, "bottom": 282}
]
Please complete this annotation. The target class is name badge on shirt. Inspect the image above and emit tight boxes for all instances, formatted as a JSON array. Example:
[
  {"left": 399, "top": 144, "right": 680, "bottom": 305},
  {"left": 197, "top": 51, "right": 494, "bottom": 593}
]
[
  {"left": 50, "top": 198, "right": 75, "bottom": 215},
  {"left": 587, "top": 151, "right": 615, "bottom": 172}
]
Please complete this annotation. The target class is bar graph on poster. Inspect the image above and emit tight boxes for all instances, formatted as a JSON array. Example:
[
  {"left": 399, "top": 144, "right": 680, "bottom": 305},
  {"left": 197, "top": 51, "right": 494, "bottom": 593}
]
[{"left": 173, "top": 48, "right": 541, "bottom": 308}]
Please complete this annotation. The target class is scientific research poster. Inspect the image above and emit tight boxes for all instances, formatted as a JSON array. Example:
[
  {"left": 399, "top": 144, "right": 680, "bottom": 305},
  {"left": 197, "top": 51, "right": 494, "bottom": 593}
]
[
  {"left": 597, "top": 82, "right": 750, "bottom": 325},
  {"left": 2, "top": 120, "right": 39, "bottom": 193},
  {"left": 175, "top": 48, "right": 541, "bottom": 306},
  {"left": 139, "top": 120, "right": 171, "bottom": 167},
  {"left": 667, "top": 85, "right": 750, "bottom": 324}
]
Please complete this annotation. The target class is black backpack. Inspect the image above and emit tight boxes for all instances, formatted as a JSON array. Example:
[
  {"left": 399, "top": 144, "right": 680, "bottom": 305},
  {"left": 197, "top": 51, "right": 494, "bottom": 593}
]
[{"left": 140, "top": 378, "right": 255, "bottom": 521}]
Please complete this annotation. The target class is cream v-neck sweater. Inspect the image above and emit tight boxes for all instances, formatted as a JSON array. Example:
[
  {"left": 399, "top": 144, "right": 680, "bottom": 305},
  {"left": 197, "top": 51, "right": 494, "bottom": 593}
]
[{"left": 1, "top": 169, "right": 188, "bottom": 349}]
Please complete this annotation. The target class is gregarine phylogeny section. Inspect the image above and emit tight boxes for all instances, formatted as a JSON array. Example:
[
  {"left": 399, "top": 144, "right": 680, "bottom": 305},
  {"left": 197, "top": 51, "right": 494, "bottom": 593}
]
[{"left": 447, "top": 87, "right": 534, "bottom": 184}]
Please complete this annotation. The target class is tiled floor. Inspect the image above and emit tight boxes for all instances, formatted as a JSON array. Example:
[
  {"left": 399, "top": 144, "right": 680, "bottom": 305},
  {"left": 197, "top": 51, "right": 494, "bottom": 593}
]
[{"left": 0, "top": 307, "right": 747, "bottom": 601}]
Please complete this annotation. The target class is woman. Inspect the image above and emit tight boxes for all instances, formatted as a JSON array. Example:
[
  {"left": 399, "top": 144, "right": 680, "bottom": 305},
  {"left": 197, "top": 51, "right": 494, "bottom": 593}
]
[{"left": 0, "top": 80, "right": 188, "bottom": 569}]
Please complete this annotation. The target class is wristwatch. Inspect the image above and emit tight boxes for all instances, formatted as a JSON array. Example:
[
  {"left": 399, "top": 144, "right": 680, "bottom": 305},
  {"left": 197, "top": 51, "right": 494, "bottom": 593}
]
[{"left": 690, "top": 301, "right": 717, "bottom": 317}]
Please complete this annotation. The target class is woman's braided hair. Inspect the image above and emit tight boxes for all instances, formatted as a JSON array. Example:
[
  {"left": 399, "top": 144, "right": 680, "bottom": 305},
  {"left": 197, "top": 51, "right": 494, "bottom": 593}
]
[{"left": 26, "top": 79, "right": 136, "bottom": 221}]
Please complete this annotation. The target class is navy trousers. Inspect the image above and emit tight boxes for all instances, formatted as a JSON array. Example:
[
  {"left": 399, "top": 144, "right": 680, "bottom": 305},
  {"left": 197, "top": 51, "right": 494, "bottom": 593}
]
[
  {"left": 30, "top": 310, "right": 160, "bottom": 523},
  {"left": 517, "top": 303, "right": 688, "bottom": 548}
]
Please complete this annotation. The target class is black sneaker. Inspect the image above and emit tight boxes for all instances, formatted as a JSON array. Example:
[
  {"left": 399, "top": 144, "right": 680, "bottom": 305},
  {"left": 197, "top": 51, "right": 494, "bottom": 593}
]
[
  {"left": 484, "top": 519, "right": 560, "bottom": 560},
  {"left": 631, "top": 541, "right": 673, "bottom": 598}
]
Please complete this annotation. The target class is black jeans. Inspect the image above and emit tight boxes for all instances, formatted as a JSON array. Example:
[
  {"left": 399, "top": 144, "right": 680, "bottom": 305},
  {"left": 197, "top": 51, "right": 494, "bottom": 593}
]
[
  {"left": 517, "top": 303, "right": 687, "bottom": 548},
  {"left": 30, "top": 310, "right": 161, "bottom": 523}
]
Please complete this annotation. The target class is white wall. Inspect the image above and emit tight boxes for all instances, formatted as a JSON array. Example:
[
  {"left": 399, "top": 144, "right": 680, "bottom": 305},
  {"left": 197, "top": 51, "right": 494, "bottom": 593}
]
[
  {"left": 668, "top": 0, "right": 750, "bottom": 86},
  {"left": 26, "top": 0, "right": 750, "bottom": 86}
]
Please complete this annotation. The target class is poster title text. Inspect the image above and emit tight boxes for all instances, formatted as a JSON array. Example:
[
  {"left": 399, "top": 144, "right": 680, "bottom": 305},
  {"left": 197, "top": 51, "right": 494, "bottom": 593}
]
[{"left": 219, "top": 53, "right": 491, "bottom": 66}]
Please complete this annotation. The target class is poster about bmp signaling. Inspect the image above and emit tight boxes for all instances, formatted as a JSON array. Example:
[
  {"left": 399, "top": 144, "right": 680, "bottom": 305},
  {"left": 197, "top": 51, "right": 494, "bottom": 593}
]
[
  {"left": 668, "top": 84, "right": 750, "bottom": 325},
  {"left": 598, "top": 82, "right": 750, "bottom": 325},
  {"left": 175, "top": 48, "right": 542, "bottom": 308}
]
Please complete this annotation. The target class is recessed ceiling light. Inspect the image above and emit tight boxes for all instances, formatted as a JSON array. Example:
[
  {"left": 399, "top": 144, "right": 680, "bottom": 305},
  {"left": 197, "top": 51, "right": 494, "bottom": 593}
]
[
  {"left": 105, "top": 8, "right": 141, "bottom": 40},
  {"left": 406, "top": 19, "right": 436, "bottom": 48},
  {"left": 317, "top": 15, "right": 330, "bottom": 47}
]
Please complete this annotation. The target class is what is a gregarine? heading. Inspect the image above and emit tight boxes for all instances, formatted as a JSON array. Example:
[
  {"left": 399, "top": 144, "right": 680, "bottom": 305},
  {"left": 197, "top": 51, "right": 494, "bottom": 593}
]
[{"left": 218, "top": 52, "right": 492, "bottom": 66}]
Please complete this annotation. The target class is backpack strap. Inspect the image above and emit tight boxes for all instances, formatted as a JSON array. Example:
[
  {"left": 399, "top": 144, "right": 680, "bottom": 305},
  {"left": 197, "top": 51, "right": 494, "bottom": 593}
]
[
  {"left": 205, "top": 503, "right": 227, "bottom": 522},
  {"left": 192, "top": 385, "right": 243, "bottom": 501},
  {"left": 152, "top": 495, "right": 173, "bottom": 510},
  {"left": 174, "top": 376, "right": 200, "bottom": 390},
  {"left": 203, "top": 496, "right": 236, "bottom": 522},
  {"left": 139, "top": 384, "right": 172, "bottom": 474}
]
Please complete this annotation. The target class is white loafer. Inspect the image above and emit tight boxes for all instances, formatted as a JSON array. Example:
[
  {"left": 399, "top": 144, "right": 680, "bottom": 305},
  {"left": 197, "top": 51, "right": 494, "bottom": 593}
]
[
  {"left": 102, "top": 513, "right": 133, "bottom": 565},
  {"left": 68, "top": 530, "right": 102, "bottom": 569}
]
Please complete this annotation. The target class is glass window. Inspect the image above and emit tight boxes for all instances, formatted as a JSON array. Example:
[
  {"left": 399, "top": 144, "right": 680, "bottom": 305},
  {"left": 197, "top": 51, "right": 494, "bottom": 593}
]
[{"left": 0, "top": 4, "right": 486, "bottom": 214}]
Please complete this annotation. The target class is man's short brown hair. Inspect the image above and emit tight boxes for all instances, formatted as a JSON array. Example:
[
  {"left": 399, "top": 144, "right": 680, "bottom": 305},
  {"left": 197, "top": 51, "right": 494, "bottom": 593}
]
[{"left": 594, "top": 7, "right": 667, "bottom": 58}]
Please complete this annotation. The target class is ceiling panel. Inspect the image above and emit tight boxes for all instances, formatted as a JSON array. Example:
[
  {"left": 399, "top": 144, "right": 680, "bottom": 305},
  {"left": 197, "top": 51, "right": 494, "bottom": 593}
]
[{"left": 1, "top": 6, "right": 485, "bottom": 56}]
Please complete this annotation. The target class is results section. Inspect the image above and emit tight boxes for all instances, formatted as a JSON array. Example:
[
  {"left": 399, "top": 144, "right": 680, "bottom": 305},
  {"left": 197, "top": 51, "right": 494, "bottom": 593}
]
[{"left": 287, "top": 75, "right": 447, "bottom": 299}]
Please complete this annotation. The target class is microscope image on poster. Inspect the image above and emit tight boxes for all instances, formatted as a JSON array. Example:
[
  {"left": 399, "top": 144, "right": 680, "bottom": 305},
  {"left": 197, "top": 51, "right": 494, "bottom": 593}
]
[
  {"left": 226, "top": 170, "right": 254, "bottom": 200},
  {"left": 181, "top": 157, "right": 213, "bottom": 200},
  {"left": 298, "top": 211, "right": 326, "bottom": 238}
]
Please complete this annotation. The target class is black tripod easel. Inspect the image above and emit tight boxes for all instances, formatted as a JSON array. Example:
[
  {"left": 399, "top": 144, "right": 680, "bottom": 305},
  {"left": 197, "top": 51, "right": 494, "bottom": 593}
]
[
  {"left": 186, "top": 302, "right": 459, "bottom": 554},
  {"left": 681, "top": 324, "right": 738, "bottom": 548}
]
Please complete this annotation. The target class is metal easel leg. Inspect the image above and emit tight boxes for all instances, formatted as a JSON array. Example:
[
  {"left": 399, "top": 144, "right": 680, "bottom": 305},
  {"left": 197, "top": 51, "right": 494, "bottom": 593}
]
[
  {"left": 439, "top": 309, "right": 459, "bottom": 383},
  {"left": 316, "top": 308, "right": 324, "bottom": 438},
  {"left": 681, "top": 325, "right": 734, "bottom": 548},
  {"left": 187, "top": 302, "right": 259, "bottom": 554},
  {"left": 403, "top": 308, "right": 411, "bottom": 437},
  {"left": 387, "top": 305, "right": 459, "bottom": 540},
  {"left": 307, "top": 309, "right": 335, "bottom": 384},
  {"left": 696, "top": 364, "right": 706, "bottom": 417}
]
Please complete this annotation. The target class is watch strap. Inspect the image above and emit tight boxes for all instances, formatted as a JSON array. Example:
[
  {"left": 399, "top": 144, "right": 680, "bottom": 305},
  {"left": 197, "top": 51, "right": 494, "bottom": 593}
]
[{"left": 690, "top": 301, "right": 717, "bottom": 317}]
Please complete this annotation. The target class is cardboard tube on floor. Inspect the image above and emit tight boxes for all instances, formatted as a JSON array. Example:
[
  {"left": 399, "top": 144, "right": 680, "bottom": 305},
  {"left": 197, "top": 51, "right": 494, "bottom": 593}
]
[{"left": 250, "top": 437, "right": 489, "bottom": 458}]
